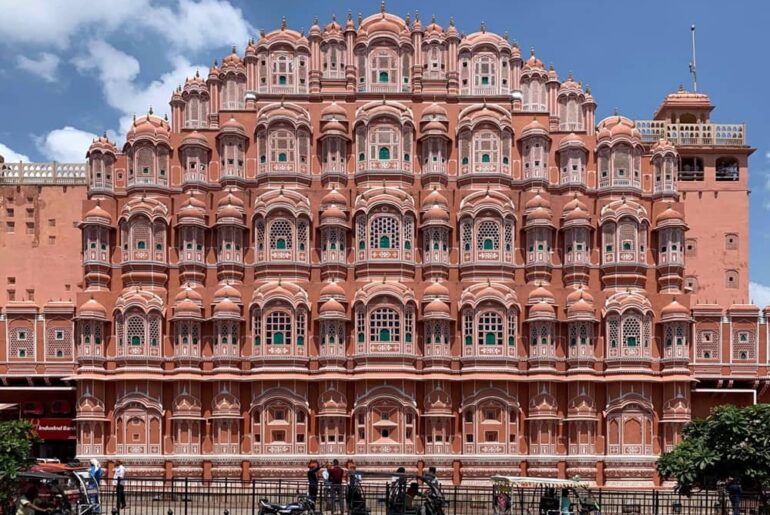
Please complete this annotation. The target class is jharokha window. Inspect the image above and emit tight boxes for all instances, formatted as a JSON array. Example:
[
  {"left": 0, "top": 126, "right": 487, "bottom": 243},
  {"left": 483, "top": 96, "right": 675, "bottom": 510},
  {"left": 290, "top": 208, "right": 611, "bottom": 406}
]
[
  {"left": 252, "top": 305, "right": 308, "bottom": 359},
  {"left": 462, "top": 306, "right": 517, "bottom": 359},
  {"left": 355, "top": 298, "right": 415, "bottom": 356},
  {"left": 355, "top": 211, "right": 415, "bottom": 263},
  {"left": 606, "top": 310, "right": 652, "bottom": 361}
]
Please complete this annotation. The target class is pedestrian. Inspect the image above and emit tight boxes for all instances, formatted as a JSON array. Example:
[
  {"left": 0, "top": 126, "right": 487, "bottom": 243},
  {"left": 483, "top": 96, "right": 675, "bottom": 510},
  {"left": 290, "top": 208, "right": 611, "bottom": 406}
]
[
  {"left": 113, "top": 459, "right": 127, "bottom": 510},
  {"left": 306, "top": 460, "right": 321, "bottom": 505},
  {"left": 426, "top": 466, "right": 441, "bottom": 491},
  {"left": 559, "top": 488, "right": 571, "bottom": 515},
  {"left": 328, "top": 459, "right": 346, "bottom": 514},
  {"left": 726, "top": 477, "right": 742, "bottom": 515},
  {"left": 15, "top": 486, "right": 50, "bottom": 515},
  {"left": 89, "top": 458, "right": 104, "bottom": 483}
]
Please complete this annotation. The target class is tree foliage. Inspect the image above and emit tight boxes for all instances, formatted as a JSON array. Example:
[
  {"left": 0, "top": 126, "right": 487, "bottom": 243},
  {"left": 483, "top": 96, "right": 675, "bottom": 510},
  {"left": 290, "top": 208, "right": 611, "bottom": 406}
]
[
  {"left": 658, "top": 404, "right": 770, "bottom": 495},
  {"left": 0, "top": 420, "right": 39, "bottom": 503}
]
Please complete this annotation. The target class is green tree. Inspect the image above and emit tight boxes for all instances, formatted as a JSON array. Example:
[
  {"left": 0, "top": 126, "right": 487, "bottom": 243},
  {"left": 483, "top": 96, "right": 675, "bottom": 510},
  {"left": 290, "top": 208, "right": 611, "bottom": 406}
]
[
  {"left": 658, "top": 404, "right": 770, "bottom": 495},
  {"left": 0, "top": 420, "right": 39, "bottom": 504}
]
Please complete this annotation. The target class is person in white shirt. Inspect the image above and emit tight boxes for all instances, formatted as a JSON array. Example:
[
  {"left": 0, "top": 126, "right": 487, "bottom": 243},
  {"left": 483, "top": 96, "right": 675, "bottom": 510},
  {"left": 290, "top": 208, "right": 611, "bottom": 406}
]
[{"left": 112, "top": 460, "right": 127, "bottom": 510}]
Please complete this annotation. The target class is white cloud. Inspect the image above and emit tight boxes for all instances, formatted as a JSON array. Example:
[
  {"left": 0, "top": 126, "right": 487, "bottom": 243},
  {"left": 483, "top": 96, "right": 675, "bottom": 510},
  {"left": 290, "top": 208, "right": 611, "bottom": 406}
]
[
  {"left": 35, "top": 126, "right": 97, "bottom": 162},
  {"left": 16, "top": 52, "right": 60, "bottom": 82},
  {"left": 0, "top": 0, "right": 254, "bottom": 52},
  {"left": 750, "top": 281, "right": 770, "bottom": 307},
  {"left": 74, "top": 39, "right": 202, "bottom": 138},
  {"left": 0, "top": 143, "right": 30, "bottom": 162}
]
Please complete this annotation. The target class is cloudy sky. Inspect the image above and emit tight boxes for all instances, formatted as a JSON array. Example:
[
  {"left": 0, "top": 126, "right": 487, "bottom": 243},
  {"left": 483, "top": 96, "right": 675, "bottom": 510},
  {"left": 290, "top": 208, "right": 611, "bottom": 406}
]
[{"left": 0, "top": 0, "right": 768, "bottom": 302}]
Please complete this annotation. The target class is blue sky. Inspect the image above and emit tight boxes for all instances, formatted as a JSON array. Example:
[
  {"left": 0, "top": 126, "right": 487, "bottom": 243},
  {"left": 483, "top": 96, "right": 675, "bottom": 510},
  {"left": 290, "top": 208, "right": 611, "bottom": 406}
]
[{"left": 1, "top": 0, "right": 768, "bottom": 300}]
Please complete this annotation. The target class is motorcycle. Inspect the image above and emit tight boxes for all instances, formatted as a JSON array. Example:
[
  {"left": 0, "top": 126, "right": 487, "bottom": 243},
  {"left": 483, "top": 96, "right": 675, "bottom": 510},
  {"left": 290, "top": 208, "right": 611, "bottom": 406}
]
[{"left": 257, "top": 496, "right": 315, "bottom": 515}]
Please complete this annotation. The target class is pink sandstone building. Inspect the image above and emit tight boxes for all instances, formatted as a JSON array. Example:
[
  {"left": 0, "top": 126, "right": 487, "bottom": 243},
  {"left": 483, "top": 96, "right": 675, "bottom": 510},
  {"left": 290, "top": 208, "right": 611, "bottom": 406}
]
[{"left": 0, "top": 6, "right": 760, "bottom": 486}]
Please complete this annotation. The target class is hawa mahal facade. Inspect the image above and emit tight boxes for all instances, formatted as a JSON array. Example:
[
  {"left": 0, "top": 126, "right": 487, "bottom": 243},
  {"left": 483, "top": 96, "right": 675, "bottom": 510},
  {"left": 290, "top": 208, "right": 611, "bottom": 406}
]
[{"left": 0, "top": 6, "right": 759, "bottom": 485}]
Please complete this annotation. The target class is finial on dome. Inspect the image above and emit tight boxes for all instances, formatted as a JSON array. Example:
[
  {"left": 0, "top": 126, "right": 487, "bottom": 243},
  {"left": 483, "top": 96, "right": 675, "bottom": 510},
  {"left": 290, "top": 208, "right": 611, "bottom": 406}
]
[
  {"left": 213, "top": 58, "right": 218, "bottom": 67},
  {"left": 585, "top": 84, "right": 591, "bottom": 94},
  {"left": 511, "top": 39, "right": 518, "bottom": 48},
  {"left": 313, "top": 15, "right": 319, "bottom": 25},
  {"left": 260, "top": 29, "right": 266, "bottom": 37},
  {"left": 431, "top": 13, "right": 436, "bottom": 23},
  {"left": 449, "top": 16, "right": 455, "bottom": 27},
  {"left": 405, "top": 13, "right": 410, "bottom": 26},
  {"left": 195, "top": 69, "right": 200, "bottom": 78},
  {"left": 480, "top": 21, "right": 486, "bottom": 33},
  {"left": 415, "top": 11, "right": 420, "bottom": 22},
  {"left": 567, "top": 71, "right": 573, "bottom": 80},
  {"left": 503, "top": 31, "right": 509, "bottom": 41},
  {"left": 231, "top": 45, "right": 236, "bottom": 53},
  {"left": 549, "top": 63, "right": 554, "bottom": 71},
  {"left": 530, "top": 47, "right": 535, "bottom": 56},
  {"left": 678, "top": 83, "right": 685, "bottom": 92},
  {"left": 102, "top": 130, "right": 107, "bottom": 138},
  {"left": 348, "top": 9, "right": 352, "bottom": 21},
  {"left": 380, "top": 0, "right": 386, "bottom": 14},
  {"left": 164, "top": 113, "right": 168, "bottom": 121},
  {"left": 613, "top": 107, "right": 619, "bottom": 115},
  {"left": 358, "top": 12, "right": 363, "bottom": 25},
  {"left": 281, "top": 16, "right": 287, "bottom": 30},
  {"left": 148, "top": 106, "right": 154, "bottom": 115}
]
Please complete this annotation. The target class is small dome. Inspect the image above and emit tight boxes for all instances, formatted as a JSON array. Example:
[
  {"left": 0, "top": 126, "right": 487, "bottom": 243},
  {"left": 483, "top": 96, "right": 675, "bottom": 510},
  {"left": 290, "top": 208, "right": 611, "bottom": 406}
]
[
  {"left": 87, "top": 135, "right": 117, "bottom": 156},
  {"left": 424, "top": 281, "right": 449, "bottom": 299},
  {"left": 525, "top": 192, "right": 551, "bottom": 211},
  {"left": 222, "top": 48, "right": 242, "bottom": 65},
  {"left": 661, "top": 299, "right": 690, "bottom": 321},
  {"left": 214, "top": 283, "right": 241, "bottom": 302},
  {"left": 217, "top": 192, "right": 244, "bottom": 209},
  {"left": 523, "top": 50, "right": 544, "bottom": 70},
  {"left": 174, "top": 285, "right": 203, "bottom": 303},
  {"left": 529, "top": 301, "right": 555, "bottom": 319},
  {"left": 84, "top": 204, "right": 113, "bottom": 224},
  {"left": 652, "top": 138, "right": 677, "bottom": 155},
  {"left": 423, "top": 189, "right": 449, "bottom": 209},
  {"left": 219, "top": 116, "right": 247, "bottom": 137},
  {"left": 422, "top": 102, "right": 448, "bottom": 120},
  {"left": 217, "top": 204, "right": 243, "bottom": 220},
  {"left": 564, "top": 207, "right": 591, "bottom": 223},
  {"left": 320, "top": 281, "right": 346, "bottom": 299},
  {"left": 563, "top": 195, "right": 588, "bottom": 213},
  {"left": 321, "top": 188, "right": 347, "bottom": 207},
  {"left": 528, "top": 285, "right": 555, "bottom": 304},
  {"left": 558, "top": 132, "right": 586, "bottom": 150},
  {"left": 521, "top": 118, "right": 549, "bottom": 138},
  {"left": 424, "top": 299, "right": 451, "bottom": 318},
  {"left": 558, "top": 75, "right": 582, "bottom": 94},
  {"left": 321, "top": 119, "right": 347, "bottom": 136},
  {"left": 422, "top": 119, "right": 447, "bottom": 135},
  {"left": 424, "top": 204, "right": 450, "bottom": 223},
  {"left": 78, "top": 298, "right": 107, "bottom": 319},
  {"left": 173, "top": 299, "right": 202, "bottom": 319},
  {"left": 598, "top": 115, "right": 640, "bottom": 141},
  {"left": 180, "top": 131, "right": 210, "bottom": 148},
  {"left": 320, "top": 205, "right": 346, "bottom": 222},
  {"left": 566, "top": 286, "right": 594, "bottom": 306},
  {"left": 656, "top": 207, "right": 685, "bottom": 226},
  {"left": 127, "top": 113, "right": 170, "bottom": 142},
  {"left": 321, "top": 101, "right": 347, "bottom": 120},
  {"left": 567, "top": 298, "right": 595, "bottom": 320},
  {"left": 526, "top": 206, "right": 552, "bottom": 223},
  {"left": 213, "top": 297, "right": 240, "bottom": 317},
  {"left": 320, "top": 298, "right": 346, "bottom": 317}
]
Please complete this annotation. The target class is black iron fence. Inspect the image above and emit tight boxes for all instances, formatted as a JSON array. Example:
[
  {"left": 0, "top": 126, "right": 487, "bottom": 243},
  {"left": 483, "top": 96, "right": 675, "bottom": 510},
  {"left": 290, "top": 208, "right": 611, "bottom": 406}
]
[{"left": 90, "top": 477, "right": 768, "bottom": 515}]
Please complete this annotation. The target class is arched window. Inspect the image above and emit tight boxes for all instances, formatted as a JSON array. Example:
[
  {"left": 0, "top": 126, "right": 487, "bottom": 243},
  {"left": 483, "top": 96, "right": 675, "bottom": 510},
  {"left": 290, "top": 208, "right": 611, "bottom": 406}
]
[
  {"left": 473, "top": 54, "right": 497, "bottom": 91},
  {"left": 369, "top": 48, "right": 398, "bottom": 88},
  {"left": 478, "top": 311, "right": 503, "bottom": 346},
  {"left": 473, "top": 130, "right": 499, "bottom": 172},
  {"left": 369, "top": 122, "right": 399, "bottom": 164},
  {"left": 370, "top": 307, "right": 400, "bottom": 343},
  {"left": 322, "top": 42, "right": 346, "bottom": 79},
  {"left": 370, "top": 215, "right": 400, "bottom": 250},
  {"left": 476, "top": 220, "right": 500, "bottom": 251},
  {"left": 269, "top": 128, "right": 295, "bottom": 166},
  {"left": 222, "top": 76, "right": 245, "bottom": 110},
  {"left": 269, "top": 219, "right": 293, "bottom": 250},
  {"left": 266, "top": 311, "right": 292, "bottom": 346},
  {"left": 606, "top": 310, "right": 651, "bottom": 360}
]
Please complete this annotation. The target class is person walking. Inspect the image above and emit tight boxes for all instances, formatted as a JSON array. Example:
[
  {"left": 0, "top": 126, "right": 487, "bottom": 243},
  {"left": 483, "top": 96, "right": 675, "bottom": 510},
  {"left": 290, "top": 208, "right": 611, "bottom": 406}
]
[
  {"left": 306, "top": 460, "right": 321, "bottom": 506},
  {"left": 328, "top": 459, "right": 346, "bottom": 514},
  {"left": 113, "top": 460, "right": 127, "bottom": 511},
  {"left": 726, "top": 478, "right": 742, "bottom": 515}
]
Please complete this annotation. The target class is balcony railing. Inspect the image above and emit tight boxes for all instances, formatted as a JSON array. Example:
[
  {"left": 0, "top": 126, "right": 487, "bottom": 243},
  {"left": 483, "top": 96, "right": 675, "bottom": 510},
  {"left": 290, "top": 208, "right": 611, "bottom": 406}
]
[
  {"left": 635, "top": 121, "right": 746, "bottom": 146},
  {"left": 0, "top": 162, "right": 87, "bottom": 185}
]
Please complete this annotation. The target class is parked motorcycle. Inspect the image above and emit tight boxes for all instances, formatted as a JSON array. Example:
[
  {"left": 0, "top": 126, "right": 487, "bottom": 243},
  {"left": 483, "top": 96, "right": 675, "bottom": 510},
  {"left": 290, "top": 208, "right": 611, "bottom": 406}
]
[{"left": 257, "top": 496, "right": 315, "bottom": 515}]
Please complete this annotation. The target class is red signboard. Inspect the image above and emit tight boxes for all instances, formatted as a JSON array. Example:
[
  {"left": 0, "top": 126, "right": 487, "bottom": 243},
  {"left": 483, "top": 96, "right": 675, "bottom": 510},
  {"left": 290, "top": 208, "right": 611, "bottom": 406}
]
[{"left": 31, "top": 418, "right": 76, "bottom": 440}]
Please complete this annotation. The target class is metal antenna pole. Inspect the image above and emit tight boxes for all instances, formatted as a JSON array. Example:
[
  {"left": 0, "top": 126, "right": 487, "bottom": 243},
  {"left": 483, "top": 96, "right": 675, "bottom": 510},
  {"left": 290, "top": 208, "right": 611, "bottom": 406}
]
[{"left": 689, "top": 24, "right": 698, "bottom": 92}]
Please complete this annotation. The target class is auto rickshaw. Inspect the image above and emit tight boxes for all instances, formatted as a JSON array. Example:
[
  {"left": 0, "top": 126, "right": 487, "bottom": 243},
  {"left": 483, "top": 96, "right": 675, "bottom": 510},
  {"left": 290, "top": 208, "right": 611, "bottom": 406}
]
[
  {"left": 491, "top": 476, "right": 601, "bottom": 515},
  {"left": 17, "top": 464, "right": 102, "bottom": 515}
]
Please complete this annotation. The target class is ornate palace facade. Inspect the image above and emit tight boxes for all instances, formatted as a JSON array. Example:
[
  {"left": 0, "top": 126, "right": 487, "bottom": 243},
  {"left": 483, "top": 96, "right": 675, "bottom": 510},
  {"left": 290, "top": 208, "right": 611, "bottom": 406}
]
[{"left": 0, "top": 6, "right": 758, "bottom": 485}]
